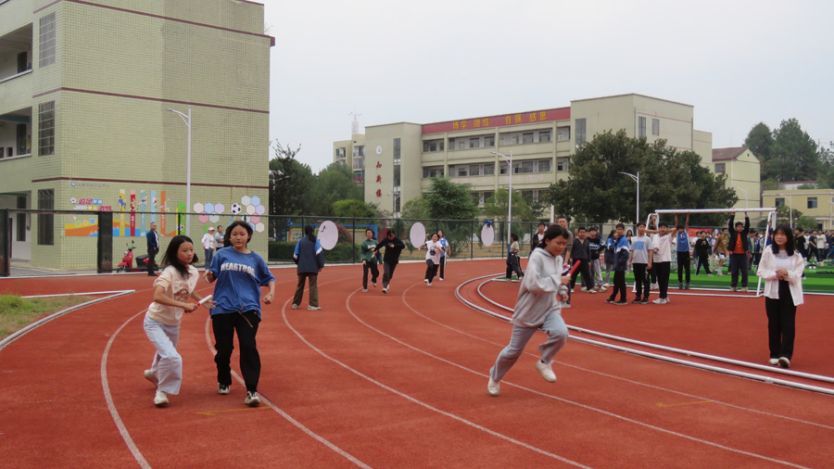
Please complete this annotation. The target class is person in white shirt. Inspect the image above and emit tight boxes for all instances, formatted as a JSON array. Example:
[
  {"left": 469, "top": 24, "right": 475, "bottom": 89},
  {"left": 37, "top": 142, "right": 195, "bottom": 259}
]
[
  {"left": 646, "top": 216, "right": 673, "bottom": 304},
  {"left": 201, "top": 227, "right": 216, "bottom": 268},
  {"left": 419, "top": 233, "right": 445, "bottom": 286},
  {"left": 757, "top": 224, "right": 805, "bottom": 369},
  {"left": 628, "top": 222, "right": 653, "bottom": 304}
]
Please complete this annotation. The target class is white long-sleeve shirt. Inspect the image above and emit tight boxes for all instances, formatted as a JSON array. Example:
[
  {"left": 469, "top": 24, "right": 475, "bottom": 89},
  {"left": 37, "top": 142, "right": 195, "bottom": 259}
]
[
  {"left": 511, "top": 248, "right": 569, "bottom": 328},
  {"left": 757, "top": 246, "right": 805, "bottom": 306},
  {"left": 201, "top": 233, "right": 215, "bottom": 250}
]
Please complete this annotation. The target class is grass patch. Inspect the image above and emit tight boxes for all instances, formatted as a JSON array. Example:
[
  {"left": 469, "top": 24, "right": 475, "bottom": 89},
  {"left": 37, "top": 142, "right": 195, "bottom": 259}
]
[{"left": 0, "top": 294, "right": 92, "bottom": 340}]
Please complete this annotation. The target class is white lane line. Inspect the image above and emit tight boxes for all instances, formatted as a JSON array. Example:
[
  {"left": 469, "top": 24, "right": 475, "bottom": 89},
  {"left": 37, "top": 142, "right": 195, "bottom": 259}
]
[
  {"left": 342, "top": 283, "right": 812, "bottom": 469},
  {"left": 409, "top": 281, "right": 834, "bottom": 431},
  {"left": 202, "top": 295, "right": 374, "bottom": 469},
  {"left": 101, "top": 309, "right": 152, "bottom": 469},
  {"left": 281, "top": 290, "right": 596, "bottom": 469}
]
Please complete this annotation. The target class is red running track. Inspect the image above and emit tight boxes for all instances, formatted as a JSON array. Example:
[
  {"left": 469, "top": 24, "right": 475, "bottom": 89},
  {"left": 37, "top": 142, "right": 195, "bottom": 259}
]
[{"left": 1, "top": 260, "right": 833, "bottom": 469}]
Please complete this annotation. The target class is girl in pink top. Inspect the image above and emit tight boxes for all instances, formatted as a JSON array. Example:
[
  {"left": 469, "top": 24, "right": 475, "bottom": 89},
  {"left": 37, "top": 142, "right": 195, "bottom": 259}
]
[{"left": 143, "top": 235, "right": 214, "bottom": 407}]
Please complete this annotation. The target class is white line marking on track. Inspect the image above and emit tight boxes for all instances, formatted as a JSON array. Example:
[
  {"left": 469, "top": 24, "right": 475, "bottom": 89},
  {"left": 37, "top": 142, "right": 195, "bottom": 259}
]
[{"left": 340, "top": 282, "right": 814, "bottom": 468}]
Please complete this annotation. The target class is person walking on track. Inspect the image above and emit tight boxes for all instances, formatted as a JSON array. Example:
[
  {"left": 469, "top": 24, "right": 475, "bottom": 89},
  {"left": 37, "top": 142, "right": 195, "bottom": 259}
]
[
  {"left": 437, "top": 229, "right": 450, "bottom": 281},
  {"left": 292, "top": 224, "right": 326, "bottom": 310},
  {"left": 374, "top": 229, "right": 405, "bottom": 294},
  {"left": 360, "top": 228, "right": 381, "bottom": 292}
]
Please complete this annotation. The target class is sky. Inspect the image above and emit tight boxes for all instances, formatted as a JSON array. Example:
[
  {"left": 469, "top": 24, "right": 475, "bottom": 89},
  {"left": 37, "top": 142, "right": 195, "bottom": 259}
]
[{"left": 264, "top": 0, "right": 834, "bottom": 173}]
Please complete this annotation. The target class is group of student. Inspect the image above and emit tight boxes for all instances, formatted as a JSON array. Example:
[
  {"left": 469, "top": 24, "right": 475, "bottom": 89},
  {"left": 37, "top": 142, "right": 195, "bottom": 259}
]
[{"left": 359, "top": 228, "right": 450, "bottom": 292}]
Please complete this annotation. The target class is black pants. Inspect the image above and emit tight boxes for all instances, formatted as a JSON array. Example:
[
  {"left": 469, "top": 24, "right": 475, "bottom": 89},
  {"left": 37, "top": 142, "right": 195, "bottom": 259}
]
[
  {"left": 147, "top": 249, "right": 157, "bottom": 274},
  {"left": 425, "top": 260, "right": 440, "bottom": 282},
  {"left": 765, "top": 281, "right": 796, "bottom": 360},
  {"left": 570, "top": 259, "right": 592, "bottom": 290},
  {"left": 212, "top": 311, "right": 261, "bottom": 393},
  {"left": 695, "top": 254, "right": 711, "bottom": 275},
  {"left": 505, "top": 255, "right": 523, "bottom": 280},
  {"left": 439, "top": 256, "right": 446, "bottom": 279},
  {"left": 633, "top": 263, "right": 649, "bottom": 300},
  {"left": 609, "top": 271, "right": 626, "bottom": 302},
  {"left": 648, "top": 263, "right": 657, "bottom": 284},
  {"left": 676, "top": 251, "right": 691, "bottom": 285},
  {"left": 729, "top": 253, "right": 748, "bottom": 288},
  {"left": 656, "top": 261, "right": 671, "bottom": 299},
  {"left": 383, "top": 262, "right": 398, "bottom": 288},
  {"left": 363, "top": 262, "right": 379, "bottom": 289}
]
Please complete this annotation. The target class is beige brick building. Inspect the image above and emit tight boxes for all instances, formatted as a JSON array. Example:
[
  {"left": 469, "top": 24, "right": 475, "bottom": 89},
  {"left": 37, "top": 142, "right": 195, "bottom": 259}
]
[
  {"left": 712, "top": 147, "right": 762, "bottom": 211},
  {"left": 337, "top": 94, "right": 715, "bottom": 217},
  {"left": 763, "top": 189, "right": 834, "bottom": 231},
  {"left": 0, "top": 0, "right": 272, "bottom": 269}
]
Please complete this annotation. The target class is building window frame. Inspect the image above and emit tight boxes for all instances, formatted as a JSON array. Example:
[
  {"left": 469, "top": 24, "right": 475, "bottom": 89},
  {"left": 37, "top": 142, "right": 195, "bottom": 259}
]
[
  {"left": 37, "top": 189, "right": 54, "bottom": 246},
  {"left": 39, "top": 13, "right": 56, "bottom": 68},
  {"left": 807, "top": 197, "right": 818, "bottom": 209},
  {"left": 575, "top": 119, "right": 586, "bottom": 146},
  {"left": 638, "top": 116, "right": 647, "bottom": 138},
  {"left": 38, "top": 101, "right": 55, "bottom": 156},
  {"left": 715, "top": 163, "right": 725, "bottom": 174},
  {"left": 652, "top": 118, "right": 660, "bottom": 136}
]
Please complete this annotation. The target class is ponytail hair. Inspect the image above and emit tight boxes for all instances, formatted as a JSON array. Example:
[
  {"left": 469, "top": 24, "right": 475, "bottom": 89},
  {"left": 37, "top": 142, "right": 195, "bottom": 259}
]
[
  {"left": 537, "top": 224, "right": 570, "bottom": 249},
  {"left": 304, "top": 224, "right": 316, "bottom": 242}
]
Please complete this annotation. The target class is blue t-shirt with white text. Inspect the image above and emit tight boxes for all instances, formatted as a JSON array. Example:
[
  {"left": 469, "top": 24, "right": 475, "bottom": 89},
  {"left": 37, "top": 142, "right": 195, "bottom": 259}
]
[{"left": 209, "top": 248, "right": 275, "bottom": 318}]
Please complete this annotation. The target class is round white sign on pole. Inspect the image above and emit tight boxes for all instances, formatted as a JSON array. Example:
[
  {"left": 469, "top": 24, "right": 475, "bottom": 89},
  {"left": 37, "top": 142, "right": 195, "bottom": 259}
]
[
  {"left": 409, "top": 222, "right": 426, "bottom": 248},
  {"left": 481, "top": 223, "right": 495, "bottom": 247},
  {"left": 317, "top": 220, "right": 338, "bottom": 250}
]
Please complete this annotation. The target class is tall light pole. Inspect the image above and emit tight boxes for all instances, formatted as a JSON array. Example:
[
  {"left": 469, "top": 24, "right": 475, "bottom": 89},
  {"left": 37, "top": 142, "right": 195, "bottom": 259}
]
[
  {"left": 166, "top": 106, "right": 192, "bottom": 236},
  {"left": 491, "top": 151, "right": 513, "bottom": 252},
  {"left": 619, "top": 171, "right": 640, "bottom": 226}
]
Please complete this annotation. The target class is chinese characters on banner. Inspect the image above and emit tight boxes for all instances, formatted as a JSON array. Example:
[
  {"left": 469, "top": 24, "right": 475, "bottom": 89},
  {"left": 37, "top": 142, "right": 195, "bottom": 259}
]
[
  {"left": 376, "top": 161, "right": 382, "bottom": 197},
  {"left": 423, "top": 107, "right": 570, "bottom": 135}
]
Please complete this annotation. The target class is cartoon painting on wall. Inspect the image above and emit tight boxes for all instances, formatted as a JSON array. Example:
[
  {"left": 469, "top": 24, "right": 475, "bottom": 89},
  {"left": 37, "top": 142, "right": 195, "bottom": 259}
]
[{"left": 193, "top": 195, "right": 266, "bottom": 234}]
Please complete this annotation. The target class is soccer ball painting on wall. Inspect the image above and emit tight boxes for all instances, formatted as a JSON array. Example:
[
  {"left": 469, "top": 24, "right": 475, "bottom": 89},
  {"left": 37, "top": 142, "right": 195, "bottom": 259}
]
[{"left": 193, "top": 197, "right": 264, "bottom": 233}]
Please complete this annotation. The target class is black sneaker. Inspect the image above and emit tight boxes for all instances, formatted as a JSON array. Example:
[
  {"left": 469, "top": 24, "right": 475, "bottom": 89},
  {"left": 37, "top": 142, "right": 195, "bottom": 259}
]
[
  {"left": 614, "top": 301, "right": 628, "bottom": 306},
  {"left": 605, "top": 299, "right": 615, "bottom": 304},
  {"left": 678, "top": 283, "right": 684, "bottom": 290},
  {"left": 685, "top": 283, "right": 691, "bottom": 290},
  {"left": 631, "top": 299, "right": 642, "bottom": 304},
  {"left": 218, "top": 384, "right": 230, "bottom": 395}
]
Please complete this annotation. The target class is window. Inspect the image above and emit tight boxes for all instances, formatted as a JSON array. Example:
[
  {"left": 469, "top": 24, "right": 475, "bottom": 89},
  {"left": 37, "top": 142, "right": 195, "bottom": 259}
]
[
  {"left": 556, "top": 158, "right": 569, "bottom": 172},
  {"left": 18, "top": 51, "right": 29, "bottom": 73},
  {"left": 469, "top": 164, "right": 481, "bottom": 176},
  {"left": 519, "top": 161, "right": 534, "bottom": 173},
  {"left": 393, "top": 138, "right": 401, "bottom": 161},
  {"left": 16, "top": 196, "right": 26, "bottom": 242},
  {"left": 499, "top": 163, "right": 509, "bottom": 175},
  {"left": 17, "top": 124, "right": 28, "bottom": 155},
  {"left": 39, "top": 13, "right": 56, "bottom": 68},
  {"left": 393, "top": 162, "right": 401, "bottom": 188},
  {"left": 652, "top": 118, "right": 660, "bottom": 136},
  {"left": 807, "top": 197, "right": 818, "bottom": 209},
  {"left": 423, "top": 139, "right": 443, "bottom": 152},
  {"left": 38, "top": 101, "right": 55, "bottom": 156},
  {"left": 37, "top": 189, "right": 54, "bottom": 246},
  {"left": 484, "top": 136, "right": 495, "bottom": 147},
  {"left": 394, "top": 193, "right": 401, "bottom": 213},
  {"left": 538, "top": 160, "right": 551, "bottom": 172},
  {"left": 522, "top": 133, "right": 534, "bottom": 144},
  {"left": 458, "top": 139, "right": 466, "bottom": 149},
  {"left": 775, "top": 198, "right": 785, "bottom": 207},
  {"left": 483, "top": 163, "right": 495, "bottom": 175},
  {"left": 715, "top": 163, "right": 725, "bottom": 174},
  {"left": 423, "top": 166, "right": 444, "bottom": 178},
  {"left": 335, "top": 147, "right": 346, "bottom": 159},
  {"left": 456, "top": 166, "right": 468, "bottom": 177},
  {"left": 357, "top": 146, "right": 364, "bottom": 157},
  {"left": 638, "top": 116, "right": 647, "bottom": 138},
  {"left": 470, "top": 137, "right": 480, "bottom": 148},
  {"left": 575, "top": 119, "right": 586, "bottom": 145},
  {"left": 483, "top": 191, "right": 493, "bottom": 203},
  {"left": 557, "top": 126, "right": 570, "bottom": 141},
  {"left": 539, "top": 130, "right": 551, "bottom": 142},
  {"left": 472, "top": 193, "right": 481, "bottom": 205}
]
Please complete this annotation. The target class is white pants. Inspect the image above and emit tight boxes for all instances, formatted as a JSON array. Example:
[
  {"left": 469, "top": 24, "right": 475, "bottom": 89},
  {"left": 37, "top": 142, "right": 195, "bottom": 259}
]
[{"left": 143, "top": 316, "right": 183, "bottom": 395}]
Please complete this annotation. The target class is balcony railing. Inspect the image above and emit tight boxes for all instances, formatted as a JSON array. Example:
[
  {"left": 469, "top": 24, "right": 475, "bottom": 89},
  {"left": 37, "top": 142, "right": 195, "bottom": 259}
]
[{"left": 352, "top": 157, "right": 365, "bottom": 170}]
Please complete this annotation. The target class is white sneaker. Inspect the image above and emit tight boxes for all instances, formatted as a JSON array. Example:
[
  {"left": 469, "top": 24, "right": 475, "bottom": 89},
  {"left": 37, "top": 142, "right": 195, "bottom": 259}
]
[
  {"left": 651, "top": 283, "right": 659, "bottom": 290},
  {"left": 245, "top": 391, "right": 260, "bottom": 407},
  {"left": 382, "top": 287, "right": 388, "bottom": 294},
  {"left": 778, "top": 357, "right": 791, "bottom": 369},
  {"left": 534, "top": 360, "right": 557, "bottom": 383},
  {"left": 143, "top": 370, "right": 158, "bottom": 386},
  {"left": 740, "top": 287, "right": 748, "bottom": 292},
  {"left": 652, "top": 298, "right": 665, "bottom": 304},
  {"left": 291, "top": 304, "right": 298, "bottom": 310},
  {"left": 604, "top": 283, "right": 610, "bottom": 287},
  {"left": 154, "top": 390, "right": 168, "bottom": 407},
  {"left": 487, "top": 377, "right": 500, "bottom": 396},
  {"left": 560, "top": 302, "right": 571, "bottom": 309},
  {"left": 373, "top": 281, "right": 377, "bottom": 287},
  {"left": 439, "top": 278, "right": 444, "bottom": 281},
  {"left": 662, "top": 298, "right": 670, "bottom": 304},
  {"left": 580, "top": 287, "right": 587, "bottom": 292},
  {"left": 769, "top": 358, "right": 779, "bottom": 366},
  {"left": 362, "top": 289, "right": 368, "bottom": 292},
  {"left": 427, "top": 282, "right": 432, "bottom": 286},
  {"left": 424, "top": 279, "right": 429, "bottom": 283},
  {"left": 599, "top": 287, "right": 608, "bottom": 292},
  {"left": 307, "top": 306, "right": 322, "bottom": 311}
]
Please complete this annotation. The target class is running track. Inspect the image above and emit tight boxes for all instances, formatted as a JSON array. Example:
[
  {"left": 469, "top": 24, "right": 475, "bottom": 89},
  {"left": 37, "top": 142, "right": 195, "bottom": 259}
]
[{"left": 1, "top": 260, "right": 833, "bottom": 468}]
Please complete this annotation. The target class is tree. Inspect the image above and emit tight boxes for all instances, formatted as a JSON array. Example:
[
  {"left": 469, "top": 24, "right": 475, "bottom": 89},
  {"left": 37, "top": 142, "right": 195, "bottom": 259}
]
[
  {"left": 423, "top": 177, "right": 479, "bottom": 220},
  {"left": 269, "top": 141, "right": 314, "bottom": 216},
  {"left": 309, "top": 163, "right": 364, "bottom": 216},
  {"left": 401, "top": 196, "right": 430, "bottom": 220},
  {"left": 483, "top": 188, "right": 533, "bottom": 223},
  {"left": 749, "top": 119, "right": 821, "bottom": 182},
  {"left": 744, "top": 122, "right": 774, "bottom": 165},
  {"left": 543, "top": 131, "right": 737, "bottom": 226},
  {"left": 333, "top": 199, "right": 378, "bottom": 218}
]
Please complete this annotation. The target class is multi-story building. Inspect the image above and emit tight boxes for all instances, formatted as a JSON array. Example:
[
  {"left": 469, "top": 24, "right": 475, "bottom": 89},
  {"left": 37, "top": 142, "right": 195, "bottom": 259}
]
[
  {"left": 763, "top": 189, "right": 834, "bottom": 231},
  {"left": 0, "top": 0, "right": 272, "bottom": 269},
  {"left": 712, "top": 147, "right": 762, "bottom": 210},
  {"left": 336, "top": 94, "right": 716, "bottom": 218},
  {"left": 333, "top": 133, "right": 365, "bottom": 184}
]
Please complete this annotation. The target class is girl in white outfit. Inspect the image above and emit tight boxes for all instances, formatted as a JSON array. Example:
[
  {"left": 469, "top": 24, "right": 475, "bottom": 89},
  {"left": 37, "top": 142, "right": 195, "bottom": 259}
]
[
  {"left": 143, "top": 235, "right": 214, "bottom": 406},
  {"left": 757, "top": 224, "right": 805, "bottom": 369},
  {"left": 488, "top": 225, "right": 572, "bottom": 396},
  {"left": 420, "top": 233, "right": 444, "bottom": 286}
]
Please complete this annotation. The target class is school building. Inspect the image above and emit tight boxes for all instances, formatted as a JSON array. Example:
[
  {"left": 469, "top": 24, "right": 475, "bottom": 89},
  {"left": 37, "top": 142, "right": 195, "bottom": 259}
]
[
  {"left": 762, "top": 189, "right": 834, "bottom": 231},
  {"left": 711, "top": 147, "right": 762, "bottom": 211},
  {"left": 0, "top": 0, "right": 272, "bottom": 270},
  {"left": 333, "top": 93, "right": 757, "bottom": 218}
]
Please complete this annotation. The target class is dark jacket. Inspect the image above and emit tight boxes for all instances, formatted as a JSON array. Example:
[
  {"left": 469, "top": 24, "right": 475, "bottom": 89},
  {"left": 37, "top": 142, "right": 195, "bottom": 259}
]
[
  {"left": 295, "top": 236, "right": 325, "bottom": 274},
  {"left": 146, "top": 229, "right": 159, "bottom": 252},
  {"left": 570, "top": 238, "right": 591, "bottom": 261},
  {"left": 375, "top": 236, "right": 405, "bottom": 265},
  {"left": 587, "top": 236, "right": 603, "bottom": 260},
  {"left": 727, "top": 215, "right": 750, "bottom": 254}
]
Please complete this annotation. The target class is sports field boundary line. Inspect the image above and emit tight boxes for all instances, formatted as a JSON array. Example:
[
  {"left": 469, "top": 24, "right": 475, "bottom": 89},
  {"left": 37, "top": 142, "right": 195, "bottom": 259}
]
[
  {"left": 0, "top": 290, "right": 135, "bottom": 351},
  {"left": 456, "top": 275, "right": 834, "bottom": 396}
]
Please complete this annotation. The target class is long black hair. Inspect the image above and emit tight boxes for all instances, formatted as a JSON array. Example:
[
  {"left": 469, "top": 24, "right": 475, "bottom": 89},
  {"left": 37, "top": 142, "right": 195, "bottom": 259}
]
[
  {"left": 537, "top": 224, "right": 570, "bottom": 249},
  {"left": 224, "top": 220, "right": 253, "bottom": 246},
  {"left": 161, "top": 235, "right": 197, "bottom": 279},
  {"left": 771, "top": 224, "right": 795, "bottom": 256},
  {"left": 366, "top": 228, "right": 376, "bottom": 240},
  {"left": 304, "top": 224, "right": 316, "bottom": 242}
]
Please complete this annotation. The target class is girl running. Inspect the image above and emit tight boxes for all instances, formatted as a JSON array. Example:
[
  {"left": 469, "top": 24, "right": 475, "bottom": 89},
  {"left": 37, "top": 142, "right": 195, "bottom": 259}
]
[
  {"left": 360, "top": 228, "right": 381, "bottom": 292},
  {"left": 143, "top": 235, "right": 214, "bottom": 407},
  {"left": 204, "top": 221, "right": 275, "bottom": 407},
  {"left": 487, "top": 225, "right": 572, "bottom": 397},
  {"left": 757, "top": 224, "right": 805, "bottom": 369},
  {"left": 419, "top": 233, "right": 444, "bottom": 286}
]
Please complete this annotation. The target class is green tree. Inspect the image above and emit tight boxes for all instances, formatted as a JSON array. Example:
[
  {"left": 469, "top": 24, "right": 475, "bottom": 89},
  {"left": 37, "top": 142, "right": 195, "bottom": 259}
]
[
  {"left": 483, "top": 188, "right": 533, "bottom": 223},
  {"left": 543, "top": 131, "right": 737, "bottom": 226},
  {"left": 310, "top": 163, "right": 364, "bottom": 216},
  {"left": 269, "top": 141, "right": 314, "bottom": 216},
  {"left": 423, "top": 178, "right": 479, "bottom": 220},
  {"left": 401, "top": 196, "right": 430, "bottom": 220},
  {"left": 332, "top": 199, "right": 378, "bottom": 218},
  {"left": 767, "top": 119, "right": 819, "bottom": 182},
  {"left": 743, "top": 122, "right": 774, "bottom": 165},
  {"left": 760, "top": 178, "right": 781, "bottom": 191}
]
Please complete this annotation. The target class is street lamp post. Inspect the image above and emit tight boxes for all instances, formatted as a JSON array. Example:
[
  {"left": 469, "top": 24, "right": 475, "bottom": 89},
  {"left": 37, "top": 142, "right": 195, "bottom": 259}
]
[
  {"left": 166, "top": 106, "right": 192, "bottom": 236},
  {"left": 619, "top": 171, "right": 640, "bottom": 226},
  {"left": 491, "top": 151, "right": 513, "bottom": 252}
]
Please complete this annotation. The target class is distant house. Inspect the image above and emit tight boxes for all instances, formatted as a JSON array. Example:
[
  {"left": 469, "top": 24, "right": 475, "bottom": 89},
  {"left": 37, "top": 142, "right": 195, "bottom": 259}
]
[{"left": 712, "top": 147, "right": 762, "bottom": 210}]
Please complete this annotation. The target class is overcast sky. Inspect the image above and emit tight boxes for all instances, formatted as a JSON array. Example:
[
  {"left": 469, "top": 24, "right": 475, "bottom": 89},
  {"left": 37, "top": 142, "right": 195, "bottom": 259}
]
[{"left": 265, "top": 0, "right": 833, "bottom": 173}]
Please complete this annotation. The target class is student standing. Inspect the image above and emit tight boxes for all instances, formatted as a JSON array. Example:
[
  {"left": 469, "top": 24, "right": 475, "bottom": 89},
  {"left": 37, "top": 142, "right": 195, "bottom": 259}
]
[
  {"left": 143, "top": 236, "right": 213, "bottom": 407},
  {"left": 587, "top": 227, "right": 606, "bottom": 292},
  {"left": 360, "top": 229, "right": 381, "bottom": 292},
  {"left": 147, "top": 222, "right": 160, "bottom": 276},
  {"left": 674, "top": 214, "right": 692, "bottom": 290},
  {"left": 694, "top": 231, "right": 713, "bottom": 276},
  {"left": 487, "top": 225, "right": 572, "bottom": 396},
  {"left": 556, "top": 217, "right": 574, "bottom": 307},
  {"left": 647, "top": 219, "right": 673, "bottom": 304},
  {"left": 505, "top": 233, "right": 524, "bottom": 281},
  {"left": 629, "top": 223, "right": 652, "bottom": 304},
  {"left": 420, "top": 233, "right": 445, "bottom": 286},
  {"left": 530, "top": 222, "right": 546, "bottom": 255},
  {"left": 201, "top": 227, "right": 216, "bottom": 268},
  {"left": 757, "top": 224, "right": 805, "bottom": 369},
  {"left": 437, "top": 229, "right": 450, "bottom": 281},
  {"left": 204, "top": 221, "right": 275, "bottom": 407},
  {"left": 603, "top": 230, "right": 616, "bottom": 288},
  {"left": 292, "top": 224, "right": 325, "bottom": 310},
  {"left": 570, "top": 227, "right": 595, "bottom": 293},
  {"left": 374, "top": 229, "right": 406, "bottom": 294},
  {"left": 728, "top": 212, "right": 751, "bottom": 292},
  {"left": 214, "top": 225, "right": 226, "bottom": 250},
  {"left": 605, "top": 224, "right": 629, "bottom": 305},
  {"left": 715, "top": 228, "right": 729, "bottom": 275}
]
